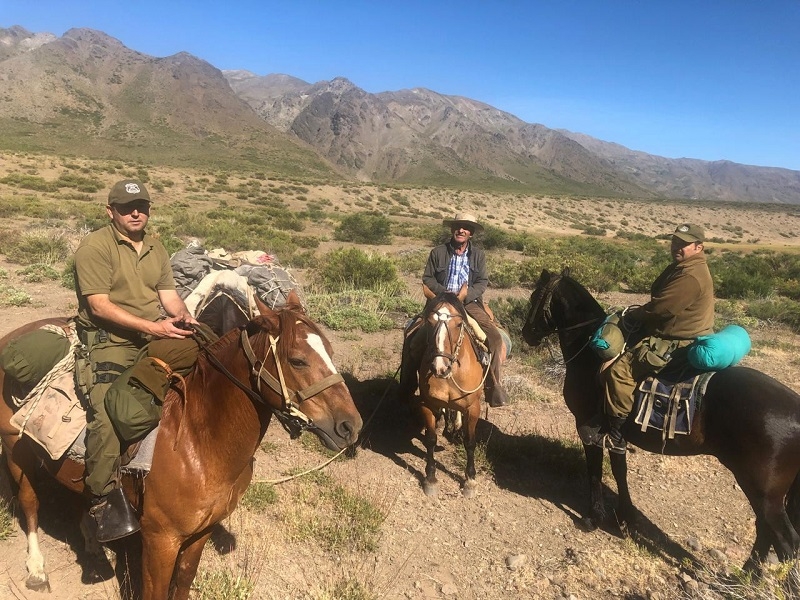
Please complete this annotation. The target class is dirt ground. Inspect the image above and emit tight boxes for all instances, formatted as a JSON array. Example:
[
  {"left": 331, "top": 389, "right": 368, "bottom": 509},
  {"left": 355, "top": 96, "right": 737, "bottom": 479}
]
[{"left": 1, "top": 260, "right": 800, "bottom": 600}]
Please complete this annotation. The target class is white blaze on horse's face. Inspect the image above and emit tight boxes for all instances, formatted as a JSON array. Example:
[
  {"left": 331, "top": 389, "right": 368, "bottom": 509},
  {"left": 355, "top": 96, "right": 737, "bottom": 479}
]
[
  {"left": 306, "top": 332, "right": 338, "bottom": 374},
  {"left": 432, "top": 307, "right": 453, "bottom": 376}
]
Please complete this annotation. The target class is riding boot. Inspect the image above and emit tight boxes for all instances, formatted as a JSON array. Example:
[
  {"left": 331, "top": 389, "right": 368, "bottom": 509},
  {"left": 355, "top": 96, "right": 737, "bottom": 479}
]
[
  {"left": 397, "top": 359, "right": 419, "bottom": 403},
  {"left": 484, "top": 381, "right": 508, "bottom": 407},
  {"left": 577, "top": 412, "right": 605, "bottom": 446},
  {"left": 89, "top": 488, "right": 141, "bottom": 543},
  {"left": 604, "top": 416, "right": 628, "bottom": 455}
]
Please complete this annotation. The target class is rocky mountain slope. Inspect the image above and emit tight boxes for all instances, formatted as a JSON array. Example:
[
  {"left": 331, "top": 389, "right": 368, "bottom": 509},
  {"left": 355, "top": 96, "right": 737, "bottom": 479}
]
[{"left": 1, "top": 25, "right": 798, "bottom": 203}]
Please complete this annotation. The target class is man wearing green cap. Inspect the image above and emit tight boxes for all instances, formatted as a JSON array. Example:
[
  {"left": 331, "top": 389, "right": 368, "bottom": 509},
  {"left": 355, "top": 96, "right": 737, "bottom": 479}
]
[
  {"left": 579, "top": 223, "right": 715, "bottom": 453},
  {"left": 73, "top": 179, "right": 198, "bottom": 542}
]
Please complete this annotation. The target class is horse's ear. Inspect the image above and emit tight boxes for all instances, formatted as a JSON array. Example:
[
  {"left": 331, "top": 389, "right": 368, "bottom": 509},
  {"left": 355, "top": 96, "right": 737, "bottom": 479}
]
[
  {"left": 422, "top": 283, "right": 436, "bottom": 300},
  {"left": 284, "top": 289, "right": 305, "bottom": 312},
  {"left": 561, "top": 267, "right": 570, "bottom": 277},
  {"left": 540, "top": 268, "right": 551, "bottom": 280},
  {"left": 254, "top": 295, "right": 275, "bottom": 317},
  {"left": 456, "top": 284, "right": 468, "bottom": 302}
]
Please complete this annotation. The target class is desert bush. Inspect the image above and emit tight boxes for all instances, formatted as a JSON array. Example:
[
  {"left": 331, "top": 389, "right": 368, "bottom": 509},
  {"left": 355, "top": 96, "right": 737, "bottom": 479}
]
[
  {"left": 314, "top": 248, "right": 401, "bottom": 294},
  {"left": 710, "top": 250, "right": 800, "bottom": 300},
  {"left": 18, "top": 263, "right": 60, "bottom": 282},
  {"left": 0, "top": 173, "right": 56, "bottom": 191},
  {"left": 334, "top": 212, "right": 391, "bottom": 244},
  {"left": 746, "top": 298, "right": 800, "bottom": 333},
  {"left": 392, "top": 248, "right": 428, "bottom": 275},
  {"left": 5, "top": 231, "right": 71, "bottom": 265},
  {"left": 307, "top": 290, "right": 394, "bottom": 333},
  {"left": 0, "top": 284, "right": 31, "bottom": 306}
]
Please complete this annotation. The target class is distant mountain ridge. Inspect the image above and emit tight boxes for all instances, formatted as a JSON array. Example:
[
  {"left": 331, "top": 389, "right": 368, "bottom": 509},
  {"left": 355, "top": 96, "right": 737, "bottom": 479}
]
[{"left": 1, "top": 25, "right": 798, "bottom": 203}]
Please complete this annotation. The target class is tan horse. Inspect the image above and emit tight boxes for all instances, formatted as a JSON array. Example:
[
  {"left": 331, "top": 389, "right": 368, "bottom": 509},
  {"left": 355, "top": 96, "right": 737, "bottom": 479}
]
[
  {"left": 0, "top": 291, "right": 362, "bottom": 599},
  {"left": 415, "top": 287, "right": 488, "bottom": 498}
]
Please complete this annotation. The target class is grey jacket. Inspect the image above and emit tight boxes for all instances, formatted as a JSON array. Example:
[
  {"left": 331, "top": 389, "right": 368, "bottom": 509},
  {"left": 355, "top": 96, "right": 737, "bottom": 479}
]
[{"left": 422, "top": 241, "right": 488, "bottom": 304}]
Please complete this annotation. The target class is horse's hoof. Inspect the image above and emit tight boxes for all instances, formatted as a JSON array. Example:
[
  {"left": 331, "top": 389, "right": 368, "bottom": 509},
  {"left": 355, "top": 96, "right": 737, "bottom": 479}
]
[
  {"left": 462, "top": 480, "right": 477, "bottom": 499},
  {"left": 423, "top": 481, "right": 439, "bottom": 497},
  {"left": 579, "top": 516, "right": 598, "bottom": 532},
  {"left": 25, "top": 574, "right": 50, "bottom": 592}
]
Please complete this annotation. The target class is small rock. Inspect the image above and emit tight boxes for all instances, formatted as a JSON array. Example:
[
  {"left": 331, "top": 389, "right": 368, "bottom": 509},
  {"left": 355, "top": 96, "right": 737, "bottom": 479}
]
[
  {"left": 506, "top": 554, "right": 527, "bottom": 570},
  {"left": 441, "top": 583, "right": 458, "bottom": 596},
  {"left": 687, "top": 537, "right": 702, "bottom": 551},
  {"left": 708, "top": 548, "right": 727, "bottom": 563}
]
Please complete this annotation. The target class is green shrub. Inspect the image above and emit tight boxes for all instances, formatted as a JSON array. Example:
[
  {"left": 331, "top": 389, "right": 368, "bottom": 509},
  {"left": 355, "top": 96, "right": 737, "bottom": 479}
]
[
  {"left": 334, "top": 212, "right": 392, "bottom": 244},
  {"left": 307, "top": 290, "right": 394, "bottom": 332},
  {"left": 18, "top": 263, "right": 60, "bottom": 282},
  {"left": 191, "top": 569, "right": 255, "bottom": 600},
  {"left": 5, "top": 232, "right": 70, "bottom": 265},
  {"left": 746, "top": 298, "right": 800, "bottom": 333},
  {"left": 314, "top": 248, "right": 401, "bottom": 294}
]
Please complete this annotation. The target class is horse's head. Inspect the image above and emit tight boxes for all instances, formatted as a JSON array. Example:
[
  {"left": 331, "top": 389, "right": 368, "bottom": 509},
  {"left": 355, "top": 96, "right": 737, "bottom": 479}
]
[
  {"left": 423, "top": 292, "right": 469, "bottom": 378},
  {"left": 522, "top": 269, "right": 562, "bottom": 346},
  {"left": 522, "top": 268, "right": 605, "bottom": 347},
  {"left": 243, "top": 290, "right": 362, "bottom": 450}
]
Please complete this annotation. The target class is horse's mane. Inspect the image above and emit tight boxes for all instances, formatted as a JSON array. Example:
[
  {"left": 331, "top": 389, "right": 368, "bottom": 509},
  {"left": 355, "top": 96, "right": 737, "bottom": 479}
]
[{"left": 559, "top": 273, "right": 606, "bottom": 318}]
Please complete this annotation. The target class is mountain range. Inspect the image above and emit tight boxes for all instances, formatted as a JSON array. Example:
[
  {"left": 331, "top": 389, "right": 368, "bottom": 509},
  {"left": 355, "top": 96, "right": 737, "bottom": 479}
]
[{"left": 1, "top": 25, "right": 799, "bottom": 204}]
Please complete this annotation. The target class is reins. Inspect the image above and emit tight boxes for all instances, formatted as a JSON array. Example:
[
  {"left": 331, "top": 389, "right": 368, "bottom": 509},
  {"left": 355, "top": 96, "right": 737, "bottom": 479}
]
[{"left": 427, "top": 302, "right": 490, "bottom": 395}]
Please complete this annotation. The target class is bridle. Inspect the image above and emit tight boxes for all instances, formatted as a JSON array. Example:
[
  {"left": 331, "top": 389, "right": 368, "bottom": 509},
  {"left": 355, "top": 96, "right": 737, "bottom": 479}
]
[
  {"left": 425, "top": 301, "right": 490, "bottom": 395},
  {"left": 526, "top": 273, "right": 604, "bottom": 364},
  {"left": 201, "top": 324, "right": 344, "bottom": 439}
]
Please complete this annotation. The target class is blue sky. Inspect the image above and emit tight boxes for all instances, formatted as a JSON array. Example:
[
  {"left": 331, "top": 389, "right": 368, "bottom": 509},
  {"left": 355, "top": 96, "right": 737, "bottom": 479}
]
[{"left": 3, "top": 1, "right": 799, "bottom": 170}]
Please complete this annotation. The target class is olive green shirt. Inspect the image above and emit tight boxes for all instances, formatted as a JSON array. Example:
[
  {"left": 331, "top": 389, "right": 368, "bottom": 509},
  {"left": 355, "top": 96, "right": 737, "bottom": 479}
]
[
  {"left": 628, "top": 253, "right": 714, "bottom": 339},
  {"left": 74, "top": 224, "right": 175, "bottom": 340}
]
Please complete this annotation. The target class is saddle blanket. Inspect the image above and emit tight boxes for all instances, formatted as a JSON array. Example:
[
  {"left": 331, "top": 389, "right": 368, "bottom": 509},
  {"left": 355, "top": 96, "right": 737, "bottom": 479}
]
[{"left": 633, "top": 371, "right": 715, "bottom": 439}]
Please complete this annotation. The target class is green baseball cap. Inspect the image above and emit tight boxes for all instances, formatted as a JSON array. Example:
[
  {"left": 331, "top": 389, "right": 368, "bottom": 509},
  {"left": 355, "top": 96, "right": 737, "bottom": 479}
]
[
  {"left": 672, "top": 223, "right": 704, "bottom": 243},
  {"left": 108, "top": 179, "right": 151, "bottom": 205}
]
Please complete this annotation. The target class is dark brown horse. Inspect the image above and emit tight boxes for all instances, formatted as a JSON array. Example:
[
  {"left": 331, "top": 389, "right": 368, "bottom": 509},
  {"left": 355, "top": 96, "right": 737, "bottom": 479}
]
[
  {"left": 522, "top": 268, "right": 800, "bottom": 571},
  {"left": 0, "top": 291, "right": 363, "bottom": 599},
  {"left": 414, "top": 290, "right": 488, "bottom": 497}
]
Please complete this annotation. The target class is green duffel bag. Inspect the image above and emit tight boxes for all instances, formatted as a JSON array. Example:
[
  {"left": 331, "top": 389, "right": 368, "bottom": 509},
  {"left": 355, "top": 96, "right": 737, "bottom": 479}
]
[
  {"left": 0, "top": 328, "right": 72, "bottom": 386},
  {"left": 105, "top": 361, "right": 164, "bottom": 443}
]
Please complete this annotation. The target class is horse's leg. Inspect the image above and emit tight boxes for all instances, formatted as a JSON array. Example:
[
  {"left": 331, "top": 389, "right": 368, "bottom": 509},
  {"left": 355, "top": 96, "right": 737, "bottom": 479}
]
[
  {"left": 582, "top": 444, "right": 605, "bottom": 530},
  {"left": 420, "top": 404, "right": 439, "bottom": 497},
  {"left": 461, "top": 402, "right": 480, "bottom": 499},
  {"left": 170, "top": 530, "right": 214, "bottom": 600},
  {"left": 141, "top": 530, "right": 183, "bottom": 600},
  {"left": 5, "top": 447, "right": 50, "bottom": 591},
  {"left": 609, "top": 451, "right": 636, "bottom": 533}
]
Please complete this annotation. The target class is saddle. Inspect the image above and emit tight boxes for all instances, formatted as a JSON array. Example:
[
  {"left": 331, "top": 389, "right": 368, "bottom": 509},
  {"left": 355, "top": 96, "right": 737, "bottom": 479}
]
[{"left": 632, "top": 368, "right": 715, "bottom": 444}]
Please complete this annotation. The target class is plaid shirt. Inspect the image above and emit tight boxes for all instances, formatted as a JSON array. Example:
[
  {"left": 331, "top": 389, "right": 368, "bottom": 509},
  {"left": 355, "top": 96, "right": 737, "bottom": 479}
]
[{"left": 446, "top": 248, "right": 470, "bottom": 293}]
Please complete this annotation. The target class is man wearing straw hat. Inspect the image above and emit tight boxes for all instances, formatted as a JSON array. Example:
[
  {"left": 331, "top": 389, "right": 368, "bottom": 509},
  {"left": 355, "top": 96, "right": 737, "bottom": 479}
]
[{"left": 398, "top": 212, "right": 509, "bottom": 408}]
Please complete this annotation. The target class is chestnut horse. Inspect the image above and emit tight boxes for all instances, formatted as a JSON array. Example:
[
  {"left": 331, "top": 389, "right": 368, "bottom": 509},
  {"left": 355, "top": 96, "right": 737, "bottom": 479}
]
[
  {"left": 0, "top": 291, "right": 363, "bottom": 598},
  {"left": 414, "top": 290, "right": 489, "bottom": 498},
  {"left": 522, "top": 268, "right": 800, "bottom": 571}
]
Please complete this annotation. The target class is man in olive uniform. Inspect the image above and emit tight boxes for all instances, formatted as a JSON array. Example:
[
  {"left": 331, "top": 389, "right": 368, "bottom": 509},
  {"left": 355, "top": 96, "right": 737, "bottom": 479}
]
[
  {"left": 74, "top": 179, "right": 198, "bottom": 542},
  {"left": 579, "top": 223, "right": 715, "bottom": 453},
  {"left": 399, "top": 213, "right": 509, "bottom": 408}
]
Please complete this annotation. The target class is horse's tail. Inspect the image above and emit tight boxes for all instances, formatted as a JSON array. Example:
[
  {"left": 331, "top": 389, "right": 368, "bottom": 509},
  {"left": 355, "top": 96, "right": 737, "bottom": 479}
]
[{"left": 787, "top": 471, "right": 800, "bottom": 533}]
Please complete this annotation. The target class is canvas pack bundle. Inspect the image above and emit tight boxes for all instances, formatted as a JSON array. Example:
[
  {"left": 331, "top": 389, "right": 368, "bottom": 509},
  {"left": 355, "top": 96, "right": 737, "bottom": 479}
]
[{"left": 9, "top": 371, "right": 86, "bottom": 460}]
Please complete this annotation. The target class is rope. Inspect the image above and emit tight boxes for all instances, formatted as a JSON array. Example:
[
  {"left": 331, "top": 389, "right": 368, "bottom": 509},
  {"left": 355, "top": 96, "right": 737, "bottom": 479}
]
[{"left": 252, "top": 366, "right": 399, "bottom": 485}]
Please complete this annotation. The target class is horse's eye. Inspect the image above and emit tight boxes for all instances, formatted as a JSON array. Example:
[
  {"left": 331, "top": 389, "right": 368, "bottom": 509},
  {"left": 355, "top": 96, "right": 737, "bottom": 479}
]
[{"left": 289, "top": 357, "right": 308, "bottom": 368}]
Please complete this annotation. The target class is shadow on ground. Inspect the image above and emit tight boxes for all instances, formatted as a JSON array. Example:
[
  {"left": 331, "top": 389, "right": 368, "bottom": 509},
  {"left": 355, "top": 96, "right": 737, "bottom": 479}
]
[{"left": 345, "top": 373, "right": 700, "bottom": 574}]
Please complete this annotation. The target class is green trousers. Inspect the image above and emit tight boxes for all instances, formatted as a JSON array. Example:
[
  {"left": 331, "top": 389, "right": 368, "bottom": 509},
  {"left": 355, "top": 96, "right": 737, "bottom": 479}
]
[
  {"left": 603, "top": 337, "right": 693, "bottom": 418},
  {"left": 81, "top": 330, "right": 205, "bottom": 497}
]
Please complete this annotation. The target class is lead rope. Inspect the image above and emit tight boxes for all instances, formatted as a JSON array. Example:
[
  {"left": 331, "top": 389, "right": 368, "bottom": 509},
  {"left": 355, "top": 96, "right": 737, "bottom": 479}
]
[{"left": 253, "top": 365, "right": 400, "bottom": 486}]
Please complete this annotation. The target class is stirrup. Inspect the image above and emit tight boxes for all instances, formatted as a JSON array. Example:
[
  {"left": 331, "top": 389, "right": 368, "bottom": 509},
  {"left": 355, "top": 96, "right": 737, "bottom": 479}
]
[{"left": 602, "top": 434, "right": 627, "bottom": 455}]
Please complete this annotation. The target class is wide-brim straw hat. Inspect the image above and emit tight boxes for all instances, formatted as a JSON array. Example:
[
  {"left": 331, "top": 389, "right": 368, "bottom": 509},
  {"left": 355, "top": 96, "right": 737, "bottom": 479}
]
[{"left": 442, "top": 212, "right": 484, "bottom": 233}]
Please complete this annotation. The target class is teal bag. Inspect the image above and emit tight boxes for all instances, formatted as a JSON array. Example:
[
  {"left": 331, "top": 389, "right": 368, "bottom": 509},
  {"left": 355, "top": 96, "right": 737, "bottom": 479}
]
[
  {"left": 688, "top": 325, "right": 751, "bottom": 370},
  {"left": 589, "top": 312, "right": 625, "bottom": 360}
]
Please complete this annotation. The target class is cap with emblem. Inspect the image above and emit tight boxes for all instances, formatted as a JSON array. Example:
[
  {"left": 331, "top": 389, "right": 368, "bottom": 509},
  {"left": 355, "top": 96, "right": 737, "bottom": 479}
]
[
  {"left": 108, "top": 179, "right": 151, "bottom": 205},
  {"left": 672, "top": 223, "right": 704, "bottom": 244}
]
